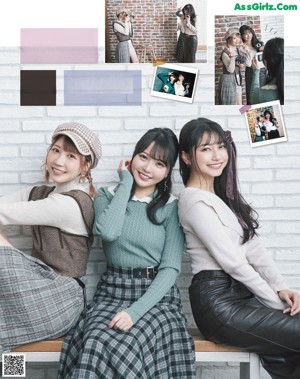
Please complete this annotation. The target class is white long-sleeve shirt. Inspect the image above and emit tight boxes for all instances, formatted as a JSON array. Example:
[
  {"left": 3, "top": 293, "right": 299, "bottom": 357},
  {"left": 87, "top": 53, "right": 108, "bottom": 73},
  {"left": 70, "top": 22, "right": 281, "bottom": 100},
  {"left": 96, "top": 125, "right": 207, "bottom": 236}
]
[
  {"left": 0, "top": 180, "right": 88, "bottom": 236},
  {"left": 178, "top": 187, "right": 288, "bottom": 310},
  {"left": 177, "top": 18, "right": 197, "bottom": 35}
]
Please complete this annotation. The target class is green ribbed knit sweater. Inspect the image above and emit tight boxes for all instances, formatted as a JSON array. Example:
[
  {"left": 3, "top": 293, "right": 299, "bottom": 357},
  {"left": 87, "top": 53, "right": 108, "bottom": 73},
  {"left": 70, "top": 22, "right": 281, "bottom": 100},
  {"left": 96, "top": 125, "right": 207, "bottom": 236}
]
[
  {"left": 93, "top": 170, "right": 185, "bottom": 324},
  {"left": 250, "top": 69, "right": 280, "bottom": 104}
]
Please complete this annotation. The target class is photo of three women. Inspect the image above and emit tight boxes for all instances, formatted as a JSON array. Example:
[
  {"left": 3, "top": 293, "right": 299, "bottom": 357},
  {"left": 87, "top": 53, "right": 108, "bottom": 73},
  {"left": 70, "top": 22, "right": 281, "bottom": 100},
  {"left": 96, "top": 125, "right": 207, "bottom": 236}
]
[{"left": 246, "top": 104, "right": 286, "bottom": 145}]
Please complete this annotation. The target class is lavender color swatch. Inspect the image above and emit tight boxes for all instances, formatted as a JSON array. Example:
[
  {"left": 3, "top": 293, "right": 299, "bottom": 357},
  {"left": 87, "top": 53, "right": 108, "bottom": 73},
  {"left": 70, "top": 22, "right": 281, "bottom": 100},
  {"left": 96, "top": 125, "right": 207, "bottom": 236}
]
[
  {"left": 21, "top": 28, "right": 98, "bottom": 64},
  {"left": 64, "top": 70, "right": 142, "bottom": 106}
]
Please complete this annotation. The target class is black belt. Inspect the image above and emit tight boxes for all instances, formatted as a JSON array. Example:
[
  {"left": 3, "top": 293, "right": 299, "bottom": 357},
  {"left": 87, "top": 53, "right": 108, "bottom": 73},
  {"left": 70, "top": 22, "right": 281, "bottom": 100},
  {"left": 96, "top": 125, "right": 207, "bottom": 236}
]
[
  {"left": 107, "top": 265, "right": 158, "bottom": 279},
  {"left": 73, "top": 277, "right": 87, "bottom": 308},
  {"left": 132, "top": 267, "right": 158, "bottom": 279}
]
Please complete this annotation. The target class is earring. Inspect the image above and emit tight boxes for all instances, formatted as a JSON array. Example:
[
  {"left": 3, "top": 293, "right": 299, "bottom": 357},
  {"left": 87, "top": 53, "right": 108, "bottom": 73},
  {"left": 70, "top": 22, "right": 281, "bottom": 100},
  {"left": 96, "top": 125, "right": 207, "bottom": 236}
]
[{"left": 164, "top": 180, "right": 168, "bottom": 192}]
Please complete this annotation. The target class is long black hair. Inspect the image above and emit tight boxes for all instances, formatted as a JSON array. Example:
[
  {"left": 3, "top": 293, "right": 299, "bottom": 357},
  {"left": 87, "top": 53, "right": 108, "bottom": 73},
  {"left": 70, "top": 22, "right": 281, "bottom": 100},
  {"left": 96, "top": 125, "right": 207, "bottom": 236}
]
[
  {"left": 182, "top": 4, "right": 196, "bottom": 27},
  {"left": 130, "top": 128, "right": 179, "bottom": 225},
  {"left": 263, "top": 38, "right": 284, "bottom": 105},
  {"left": 239, "top": 25, "right": 262, "bottom": 51},
  {"left": 178, "top": 118, "right": 259, "bottom": 243},
  {"left": 264, "top": 109, "right": 276, "bottom": 125}
]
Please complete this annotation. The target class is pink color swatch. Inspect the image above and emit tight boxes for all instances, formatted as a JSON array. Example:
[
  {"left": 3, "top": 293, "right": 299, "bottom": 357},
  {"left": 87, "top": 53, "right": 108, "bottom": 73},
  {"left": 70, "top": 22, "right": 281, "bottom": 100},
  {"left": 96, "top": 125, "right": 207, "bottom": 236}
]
[{"left": 21, "top": 28, "right": 98, "bottom": 64}]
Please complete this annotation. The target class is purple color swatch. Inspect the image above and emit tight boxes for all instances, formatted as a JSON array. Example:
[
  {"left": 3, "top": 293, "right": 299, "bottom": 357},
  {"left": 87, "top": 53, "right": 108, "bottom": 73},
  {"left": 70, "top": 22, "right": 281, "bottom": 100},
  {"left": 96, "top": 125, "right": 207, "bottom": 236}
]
[
  {"left": 64, "top": 70, "right": 142, "bottom": 106},
  {"left": 21, "top": 28, "right": 98, "bottom": 64}
]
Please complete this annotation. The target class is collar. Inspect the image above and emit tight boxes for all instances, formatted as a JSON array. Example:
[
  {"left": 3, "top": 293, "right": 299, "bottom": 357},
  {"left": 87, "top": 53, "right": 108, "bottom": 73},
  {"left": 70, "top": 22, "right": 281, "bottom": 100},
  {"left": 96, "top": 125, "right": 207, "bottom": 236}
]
[
  {"left": 108, "top": 185, "right": 177, "bottom": 204},
  {"left": 53, "top": 178, "right": 88, "bottom": 194}
]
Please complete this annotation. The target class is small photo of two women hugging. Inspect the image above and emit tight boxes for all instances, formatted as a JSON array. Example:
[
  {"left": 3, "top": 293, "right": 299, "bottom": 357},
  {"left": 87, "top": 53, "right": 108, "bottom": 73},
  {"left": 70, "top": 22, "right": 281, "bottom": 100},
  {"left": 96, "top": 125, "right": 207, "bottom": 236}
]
[
  {"left": 245, "top": 100, "right": 287, "bottom": 147},
  {"left": 215, "top": 15, "right": 284, "bottom": 106},
  {"left": 151, "top": 64, "right": 198, "bottom": 103}
]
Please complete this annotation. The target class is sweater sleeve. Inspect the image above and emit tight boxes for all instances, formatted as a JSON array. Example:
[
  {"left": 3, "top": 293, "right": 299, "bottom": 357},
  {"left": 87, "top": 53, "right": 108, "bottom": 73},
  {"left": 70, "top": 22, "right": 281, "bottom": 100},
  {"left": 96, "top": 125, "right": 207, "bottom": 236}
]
[
  {"left": 0, "top": 192, "right": 87, "bottom": 235},
  {"left": 0, "top": 187, "right": 31, "bottom": 204},
  {"left": 157, "top": 73, "right": 168, "bottom": 85},
  {"left": 246, "top": 236, "right": 289, "bottom": 292},
  {"left": 183, "top": 200, "right": 286, "bottom": 309},
  {"left": 250, "top": 69, "right": 279, "bottom": 104},
  {"left": 186, "top": 20, "right": 197, "bottom": 34},
  {"left": 125, "top": 201, "right": 185, "bottom": 323},
  {"left": 93, "top": 170, "right": 133, "bottom": 241},
  {"left": 250, "top": 69, "right": 261, "bottom": 104},
  {"left": 221, "top": 51, "right": 236, "bottom": 74},
  {"left": 113, "top": 22, "right": 131, "bottom": 36}
]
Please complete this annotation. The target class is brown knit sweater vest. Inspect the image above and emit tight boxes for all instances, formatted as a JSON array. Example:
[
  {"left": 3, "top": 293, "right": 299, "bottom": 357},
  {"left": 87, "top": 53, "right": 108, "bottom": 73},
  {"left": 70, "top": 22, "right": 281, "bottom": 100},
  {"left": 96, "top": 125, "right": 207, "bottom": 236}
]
[{"left": 29, "top": 185, "right": 94, "bottom": 277}]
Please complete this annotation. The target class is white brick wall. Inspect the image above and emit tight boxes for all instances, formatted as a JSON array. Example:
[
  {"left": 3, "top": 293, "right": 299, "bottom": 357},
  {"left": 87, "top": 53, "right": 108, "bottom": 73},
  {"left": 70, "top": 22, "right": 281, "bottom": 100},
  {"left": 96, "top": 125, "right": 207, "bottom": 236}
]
[
  {"left": 260, "top": 15, "right": 284, "bottom": 42},
  {"left": 0, "top": 46, "right": 299, "bottom": 379}
]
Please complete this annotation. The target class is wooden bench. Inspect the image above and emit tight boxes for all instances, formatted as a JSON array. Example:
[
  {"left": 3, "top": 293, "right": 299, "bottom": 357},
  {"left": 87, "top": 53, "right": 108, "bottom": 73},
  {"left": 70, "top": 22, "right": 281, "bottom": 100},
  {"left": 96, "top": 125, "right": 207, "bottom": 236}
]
[{"left": 4, "top": 329, "right": 260, "bottom": 378}]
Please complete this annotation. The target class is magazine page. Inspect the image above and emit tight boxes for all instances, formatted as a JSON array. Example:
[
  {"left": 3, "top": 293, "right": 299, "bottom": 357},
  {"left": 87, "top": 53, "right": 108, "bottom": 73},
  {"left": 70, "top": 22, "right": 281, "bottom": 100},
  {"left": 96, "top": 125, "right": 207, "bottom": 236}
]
[{"left": 0, "top": 0, "right": 299, "bottom": 378}]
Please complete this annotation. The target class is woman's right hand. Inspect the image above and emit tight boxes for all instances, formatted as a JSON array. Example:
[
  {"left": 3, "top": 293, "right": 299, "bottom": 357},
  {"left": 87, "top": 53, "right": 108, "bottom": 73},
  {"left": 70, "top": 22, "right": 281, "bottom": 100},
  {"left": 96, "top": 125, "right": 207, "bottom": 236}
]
[
  {"left": 278, "top": 289, "right": 300, "bottom": 316},
  {"left": 118, "top": 159, "right": 131, "bottom": 174}
]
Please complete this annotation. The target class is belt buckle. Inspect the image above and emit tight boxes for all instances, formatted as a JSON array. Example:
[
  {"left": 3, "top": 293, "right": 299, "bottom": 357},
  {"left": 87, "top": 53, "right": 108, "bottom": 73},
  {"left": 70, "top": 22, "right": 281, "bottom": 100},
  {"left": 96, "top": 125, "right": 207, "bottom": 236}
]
[{"left": 146, "top": 267, "right": 154, "bottom": 279}]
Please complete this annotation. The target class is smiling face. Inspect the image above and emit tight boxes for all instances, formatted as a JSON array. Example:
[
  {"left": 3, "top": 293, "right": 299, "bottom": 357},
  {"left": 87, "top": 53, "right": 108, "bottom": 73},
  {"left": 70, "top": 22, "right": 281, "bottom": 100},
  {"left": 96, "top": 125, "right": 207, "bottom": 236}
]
[
  {"left": 187, "top": 132, "right": 229, "bottom": 190},
  {"left": 130, "top": 141, "right": 169, "bottom": 198},
  {"left": 228, "top": 33, "right": 240, "bottom": 46},
  {"left": 242, "top": 30, "right": 253, "bottom": 44},
  {"left": 46, "top": 136, "right": 88, "bottom": 185},
  {"left": 118, "top": 11, "right": 127, "bottom": 21}
]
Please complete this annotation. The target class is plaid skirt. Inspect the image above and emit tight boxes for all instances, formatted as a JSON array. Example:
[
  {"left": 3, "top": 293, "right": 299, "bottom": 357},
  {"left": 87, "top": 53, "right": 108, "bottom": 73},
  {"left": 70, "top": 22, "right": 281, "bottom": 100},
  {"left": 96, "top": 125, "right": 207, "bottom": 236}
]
[
  {"left": 58, "top": 266, "right": 196, "bottom": 379},
  {"left": 0, "top": 247, "right": 85, "bottom": 354},
  {"left": 218, "top": 73, "right": 238, "bottom": 105},
  {"left": 115, "top": 41, "right": 130, "bottom": 63}
]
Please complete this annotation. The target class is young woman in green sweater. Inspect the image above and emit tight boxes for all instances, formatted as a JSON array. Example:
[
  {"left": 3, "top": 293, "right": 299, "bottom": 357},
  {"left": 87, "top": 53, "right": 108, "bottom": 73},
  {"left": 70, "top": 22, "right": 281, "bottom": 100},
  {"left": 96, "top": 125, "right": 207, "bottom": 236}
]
[{"left": 58, "top": 128, "right": 196, "bottom": 379}]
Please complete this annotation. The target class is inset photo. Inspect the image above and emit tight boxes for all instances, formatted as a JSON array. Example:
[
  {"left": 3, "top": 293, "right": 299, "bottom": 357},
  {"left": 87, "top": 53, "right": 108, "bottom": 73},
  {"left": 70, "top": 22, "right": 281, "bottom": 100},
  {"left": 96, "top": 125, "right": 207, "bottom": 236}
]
[
  {"left": 245, "top": 100, "right": 287, "bottom": 147},
  {"left": 214, "top": 15, "right": 284, "bottom": 106},
  {"left": 151, "top": 64, "right": 198, "bottom": 103},
  {"left": 105, "top": 0, "right": 207, "bottom": 64}
]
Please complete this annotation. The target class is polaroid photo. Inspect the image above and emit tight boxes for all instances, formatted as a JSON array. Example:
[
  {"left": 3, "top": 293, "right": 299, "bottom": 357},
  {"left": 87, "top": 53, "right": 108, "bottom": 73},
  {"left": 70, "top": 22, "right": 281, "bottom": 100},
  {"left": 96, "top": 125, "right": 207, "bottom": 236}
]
[
  {"left": 151, "top": 64, "right": 198, "bottom": 104},
  {"left": 245, "top": 100, "right": 287, "bottom": 148}
]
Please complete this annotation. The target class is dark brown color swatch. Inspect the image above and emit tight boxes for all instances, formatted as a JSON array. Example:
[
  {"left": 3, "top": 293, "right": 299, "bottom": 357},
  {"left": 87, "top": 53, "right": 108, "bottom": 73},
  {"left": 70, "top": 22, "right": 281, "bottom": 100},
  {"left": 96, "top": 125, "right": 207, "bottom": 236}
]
[{"left": 20, "top": 70, "right": 56, "bottom": 106}]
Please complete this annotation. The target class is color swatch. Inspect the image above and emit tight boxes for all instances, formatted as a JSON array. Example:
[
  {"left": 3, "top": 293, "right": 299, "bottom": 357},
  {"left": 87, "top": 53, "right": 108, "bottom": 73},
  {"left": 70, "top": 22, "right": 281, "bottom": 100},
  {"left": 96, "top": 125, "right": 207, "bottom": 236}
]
[
  {"left": 64, "top": 70, "right": 142, "bottom": 106},
  {"left": 21, "top": 28, "right": 98, "bottom": 64},
  {"left": 20, "top": 70, "right": 56, "bottom": 106}
]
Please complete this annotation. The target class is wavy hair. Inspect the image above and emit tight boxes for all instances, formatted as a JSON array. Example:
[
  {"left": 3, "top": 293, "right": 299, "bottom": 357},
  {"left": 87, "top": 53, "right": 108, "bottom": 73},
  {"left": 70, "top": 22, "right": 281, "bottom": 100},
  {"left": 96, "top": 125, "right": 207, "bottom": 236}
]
[{"left": 178, "top": 118, "right": 259, "bottom": 243}]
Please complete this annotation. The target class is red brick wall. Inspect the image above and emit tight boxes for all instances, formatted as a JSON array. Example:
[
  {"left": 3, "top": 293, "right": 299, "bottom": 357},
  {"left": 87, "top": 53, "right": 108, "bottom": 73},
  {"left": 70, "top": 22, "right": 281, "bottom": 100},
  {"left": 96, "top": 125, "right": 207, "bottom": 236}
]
[
  {"left": 106, "top": 0, "right": 178, "bottom": 63},
  {"left": 215, "top": 15, "right": 262, "bottom": 104}
]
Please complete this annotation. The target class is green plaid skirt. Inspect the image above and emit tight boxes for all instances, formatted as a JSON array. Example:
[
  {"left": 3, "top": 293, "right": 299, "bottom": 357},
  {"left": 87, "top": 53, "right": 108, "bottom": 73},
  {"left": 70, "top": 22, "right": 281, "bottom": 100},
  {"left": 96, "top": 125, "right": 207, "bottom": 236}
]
[{"left": 58, "top": 266, "right": 196, "bottom": 378}]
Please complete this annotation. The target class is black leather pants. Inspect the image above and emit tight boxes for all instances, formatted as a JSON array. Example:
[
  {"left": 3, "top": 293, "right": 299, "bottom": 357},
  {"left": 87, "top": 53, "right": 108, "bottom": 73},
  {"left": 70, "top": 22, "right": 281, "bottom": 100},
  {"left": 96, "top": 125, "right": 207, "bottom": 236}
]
[{"left": 189, "top": 270, "right": 300, "bottom": 379}]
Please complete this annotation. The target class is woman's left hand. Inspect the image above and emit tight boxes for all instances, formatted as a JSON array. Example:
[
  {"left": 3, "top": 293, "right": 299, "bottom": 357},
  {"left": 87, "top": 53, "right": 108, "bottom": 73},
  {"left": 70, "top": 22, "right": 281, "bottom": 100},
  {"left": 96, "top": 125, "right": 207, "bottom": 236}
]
[
  {"left": 278, "top": 289, "right": 300, "bottom": 316},
  {"left": 108, "top": 310, "right": 133, "bottom": 331}
]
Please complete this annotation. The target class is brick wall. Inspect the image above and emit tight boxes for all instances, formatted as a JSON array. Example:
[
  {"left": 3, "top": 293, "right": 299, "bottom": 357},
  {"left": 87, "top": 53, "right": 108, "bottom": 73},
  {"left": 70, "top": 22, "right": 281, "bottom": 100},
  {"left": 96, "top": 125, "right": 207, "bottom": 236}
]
[
  {"left": 215, "top": 15, "right": 262, "bottom": 104},
  {"left": 0, "top": 45, "right": 299, "bottom": 379},
  {"left": 106, "top": 0, "right": 178, "bottom": 63},
  {"left": 214, "top": 15, "right": 284, "bottom": 105}
]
